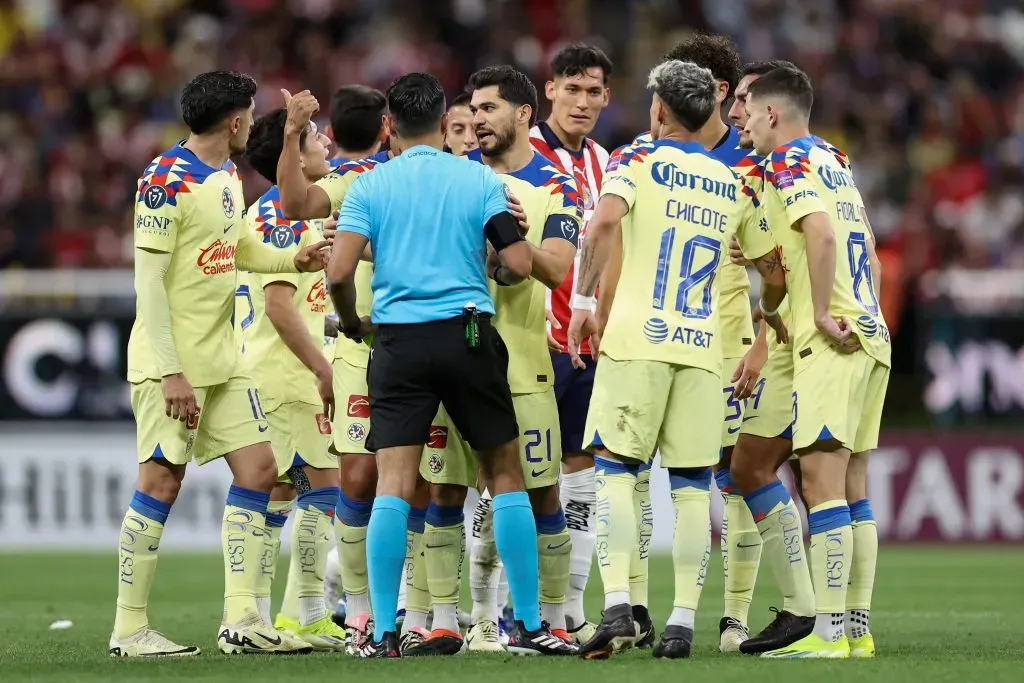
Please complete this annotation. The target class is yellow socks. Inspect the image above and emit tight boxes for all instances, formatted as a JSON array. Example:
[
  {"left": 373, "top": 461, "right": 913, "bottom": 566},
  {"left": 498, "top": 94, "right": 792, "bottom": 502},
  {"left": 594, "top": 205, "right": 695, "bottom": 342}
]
[
  {"left": 113, "top": 491, "right": 170, "bottom": 638},
  {"left": 403, "top": 507, "right": 431, "bottom": 633},
  {"left": 744, "top": 478, "right": 815, "bottom": 617},
  {"left": 667, "top": 468, "right": 712, "bottom": 629},
  {"left": 808, "top": 500, "right": 853, "bottom": 642},
  {"left": 595, "top": 457, "right": 638, "bottom": 609},
  {"left": 424, "top": 504, "right": 466, "bottom": 632},
  {"left": 222, "top": 485, "right": 271, "bottom": 624},
  {"left": 715, "top": 469, "right": 761, "bottom": 625},
  {"left": 537, "top": 509, "right": 571, "bottom": 631},
  {"left": 258, "top": 499, "right": 292, "bottom": 624},
  {"left": 336, "top": 491, "right": 372, "bottom": 619},
  {"left": 629, "top": 464, "right": 653, "bottom": 608},
  {"left": 847, "top": 498, "right": 877, "bottom": 638},
  {"left": 289, "top": 487, "right": 339, "bottom": 626}
]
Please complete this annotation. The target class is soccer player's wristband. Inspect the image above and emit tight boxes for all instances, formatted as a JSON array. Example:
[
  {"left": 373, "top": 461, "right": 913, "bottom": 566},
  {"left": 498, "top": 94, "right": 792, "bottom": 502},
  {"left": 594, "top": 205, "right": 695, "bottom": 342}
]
[
  {"left": 573, "top": 293, "right": 598, "bottom": 313},
  {"left": 758, "top": 298, "right": 780, "bottom": 318}
]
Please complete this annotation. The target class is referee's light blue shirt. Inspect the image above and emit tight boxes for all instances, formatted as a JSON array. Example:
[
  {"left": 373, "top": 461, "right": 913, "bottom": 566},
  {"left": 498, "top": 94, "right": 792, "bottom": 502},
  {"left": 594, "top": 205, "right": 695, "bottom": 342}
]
[{"left": 338, "top": 145, "right": 508, "bottom": 324}]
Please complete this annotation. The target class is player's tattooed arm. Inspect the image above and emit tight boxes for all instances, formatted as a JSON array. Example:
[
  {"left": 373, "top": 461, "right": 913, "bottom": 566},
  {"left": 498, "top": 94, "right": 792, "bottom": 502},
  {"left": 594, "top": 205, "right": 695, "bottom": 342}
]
[
  {"left": 576, "top": 195, "right": 628, "bottom": 297},
  {"left": 751, "top": 246, "right": 787, "bottom": 313}
]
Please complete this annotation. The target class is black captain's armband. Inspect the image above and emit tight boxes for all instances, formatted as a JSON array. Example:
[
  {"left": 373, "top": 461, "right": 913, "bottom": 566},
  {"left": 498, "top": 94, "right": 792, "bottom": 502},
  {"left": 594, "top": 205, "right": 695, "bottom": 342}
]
[
  {"left": 541, "top": 214, "right": 580, "bottom": 244},
  {"left": 484, "top": 211, "right": 524, "bottom": 252}
]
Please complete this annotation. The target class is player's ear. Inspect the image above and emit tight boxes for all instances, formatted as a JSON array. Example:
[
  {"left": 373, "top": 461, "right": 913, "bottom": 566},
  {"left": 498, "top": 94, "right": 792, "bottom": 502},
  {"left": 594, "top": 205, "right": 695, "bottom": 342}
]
[
  {"left": 324, "top": 124, "right": 334, "bottom": 142},
  {"left": 545, "top": 80, "right": 557, "bottom": 102},
  {"left": 519, "top": 104, "right": 532, "bottom": 127},
  {"left": 439, "top": 111, "right": 449, "bottom": 134},
  {"left": 601, "top": 86, "right": 610, "bottom": 108},
  {"left": 717, "top": 80, "right": 730, "bottom": 105}
]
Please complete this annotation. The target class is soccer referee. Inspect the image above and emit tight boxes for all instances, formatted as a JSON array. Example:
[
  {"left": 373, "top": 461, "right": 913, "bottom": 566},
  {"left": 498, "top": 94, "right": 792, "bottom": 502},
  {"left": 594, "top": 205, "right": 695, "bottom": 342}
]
[{"left": 328, "top": 72, "right": 572, "bottom": 658}]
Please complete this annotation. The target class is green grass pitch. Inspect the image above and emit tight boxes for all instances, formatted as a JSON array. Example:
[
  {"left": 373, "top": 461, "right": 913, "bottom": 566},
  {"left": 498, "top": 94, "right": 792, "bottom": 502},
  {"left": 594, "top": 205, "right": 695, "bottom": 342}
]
[{"left": 1, "top": 548, "right": 1019, "bottom": 682}]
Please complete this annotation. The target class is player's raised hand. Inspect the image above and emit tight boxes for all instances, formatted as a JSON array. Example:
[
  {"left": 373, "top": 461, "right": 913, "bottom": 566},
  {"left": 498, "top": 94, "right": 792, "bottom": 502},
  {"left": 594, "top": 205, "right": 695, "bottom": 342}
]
[
  {"left": 731, "top": 342, "right": 767, "bottom": 400},
  {"left": 728, "top": 235, "right": 752, "bottom": 267},
  {"left": 294, "top": 240, "right": 330, "bottom": 271},
  {"left": 281, "top": 89, "right": 319, "bottom": 135},
  {"left": 546, "top": 309, "right": 564, "bottom": 353},
  {"left": 567, "top": 307, "right": 597, "bottom": 369},
  {"left": 162, "top": 373, "right": 197, "bottom": 423},
  {"left": 506, "top": 191, "right": 530, "bottom": 235},
  {"left": 818, "top": 315, "right": 861, "bottom": 353}
]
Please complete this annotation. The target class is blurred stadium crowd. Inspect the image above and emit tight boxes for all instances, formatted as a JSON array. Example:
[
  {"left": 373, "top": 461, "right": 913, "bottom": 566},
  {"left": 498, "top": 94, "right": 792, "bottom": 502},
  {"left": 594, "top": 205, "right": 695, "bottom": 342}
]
[{"left": 2, "top": 0, "right": 1024, "bottom": 297}]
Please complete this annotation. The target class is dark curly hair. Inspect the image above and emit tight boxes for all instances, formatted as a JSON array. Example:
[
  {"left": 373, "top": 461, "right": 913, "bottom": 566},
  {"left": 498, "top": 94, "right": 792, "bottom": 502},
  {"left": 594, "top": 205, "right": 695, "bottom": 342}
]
[
  {"left": 663, "top": 32, "right": 741, "bottom": 96},
  {"left": 180, "top": 70, "right": 257, "bottom": 134}
]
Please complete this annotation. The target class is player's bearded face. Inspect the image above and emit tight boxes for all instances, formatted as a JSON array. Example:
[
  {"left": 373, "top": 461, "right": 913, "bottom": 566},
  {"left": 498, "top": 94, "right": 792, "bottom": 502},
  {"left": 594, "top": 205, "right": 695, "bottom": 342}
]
[{"left": 475, "top": 107, "right": 516, "bottom": 157}]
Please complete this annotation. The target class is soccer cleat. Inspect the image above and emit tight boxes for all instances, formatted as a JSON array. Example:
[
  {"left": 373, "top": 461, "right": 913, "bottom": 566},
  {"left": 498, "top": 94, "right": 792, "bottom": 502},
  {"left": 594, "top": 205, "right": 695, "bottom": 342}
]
[
  {"left": 400, "top": 626, "right": 430, "bottom": 654},
  {"left": 719, "top": 616, "right": 750, "bottom": 653},
  {"left": 849, "top": 632, "right": 875, "bottom": 658},
  {"left": 567, "top": 620, "right": 598, "bottom": 646},
  {"left": 740, "top": 607, "right": 815, "bottom": 655},
  {"left": 357, "top": 631, "right": 401, "bottom": 658},
  {"left": 652, "top": 625, "right": 693, "bottom": 659},
  {"left": 498, "top": 622, "right": 511, "bottom": 646},
  {"left": 508, "top": 621, "right": 578, "bottom": 656},
  {"left": 273, "top": 613, "right": 301, "bottom": 636},
  {"left": 294, "top": 615, "right": 349, "bottom": 651},
  {"left": 551, "top": 627, "right": 572, "bottom": 643},
  {"left": 404, "top": 628, "right": 465, "bottom": 657},
  {"left": 761, "top": 633, "right": 850, "bottom": 659},
  {"left": 217, "top": 614, "right": 313, "bottom": 654},
  {"left": 344, "top": 613, "right": 373, "bottom": 656},
  {"left": 633, "top": 605, "right": 656, "bottom": 648},
  {"left": 578, "top": 604, "right": 635, "bottom": 660},
  {"left": 109, "top": 627, "right": 201, "bottom": 658},
  {"left": 466, "top": 620, "right": 505, "bottom": 652}
]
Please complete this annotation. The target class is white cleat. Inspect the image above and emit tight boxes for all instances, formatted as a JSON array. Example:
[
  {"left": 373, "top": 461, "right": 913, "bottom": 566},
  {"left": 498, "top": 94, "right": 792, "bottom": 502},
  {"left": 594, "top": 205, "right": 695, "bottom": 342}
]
[
  {"left": 217, "top": 614, "right": 313, "bottom": 654},
  {"left": 719, "top": 617, "right": 750, "bottom": 653},
  {"left": 466, "top": 620, "right": 505, "bottom": 652},
  {"left": 109, "top": 627, "right": 200, "bottom": 658},
  {"left": 568, "top": 621, "right": 598, "bottom": 647}
]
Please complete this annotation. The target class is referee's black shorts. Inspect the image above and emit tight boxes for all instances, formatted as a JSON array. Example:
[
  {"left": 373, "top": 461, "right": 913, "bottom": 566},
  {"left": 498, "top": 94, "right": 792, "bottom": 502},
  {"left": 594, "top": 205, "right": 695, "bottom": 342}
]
[{"left": 365, "top": 314, "right": 518, "bottom": 452}]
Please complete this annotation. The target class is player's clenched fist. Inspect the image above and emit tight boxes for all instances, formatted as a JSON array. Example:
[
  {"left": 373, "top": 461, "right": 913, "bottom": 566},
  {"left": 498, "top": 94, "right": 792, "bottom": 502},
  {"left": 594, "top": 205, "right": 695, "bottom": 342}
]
[
  {"left": 162, "top": 372, "right": 197, "bottom": 423},
  {"left": 281, "top": 88, "right": 319, "bottom": 135}
]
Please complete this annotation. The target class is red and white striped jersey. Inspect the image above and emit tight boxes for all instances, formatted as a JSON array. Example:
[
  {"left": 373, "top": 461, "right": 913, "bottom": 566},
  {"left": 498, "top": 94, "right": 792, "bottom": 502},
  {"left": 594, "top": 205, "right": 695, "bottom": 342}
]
[{"left": 529, "top": 121, "right": 610, "bottom": 355}]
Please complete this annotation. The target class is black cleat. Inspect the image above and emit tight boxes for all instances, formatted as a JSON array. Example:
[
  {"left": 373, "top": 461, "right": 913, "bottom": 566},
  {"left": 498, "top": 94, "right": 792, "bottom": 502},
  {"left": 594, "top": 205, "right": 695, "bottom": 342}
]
[
  {"left": 579, "top": 604, "right": 636, "bottom": 660},
  {"left": 357, "top": 631, "right": 401, "bottom": 658},
  {"left": 403, "top": 628, "right": 464, "bottom": 657},
  {"left": 652, "top": 625, "right": 693, "bottom": 659},
  {"left": 508, "top": 621, "right": 577, "bottom": 656},
  {"left": 633, "top": 605, "right": 656, "bottom": 649},
  {"left": 740, "top": 607, "right": 815, "bottom": 655}
]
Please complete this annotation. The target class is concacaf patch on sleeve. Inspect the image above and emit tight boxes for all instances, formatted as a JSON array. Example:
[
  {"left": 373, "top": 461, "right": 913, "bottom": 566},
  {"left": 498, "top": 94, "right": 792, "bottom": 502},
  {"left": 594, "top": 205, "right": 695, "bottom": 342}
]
[
  {"left": 773, "top": 169, "right": 795, "bottom": 189},
  {"left": 605, "top": 155, "right": 621, "bottom": 173}
]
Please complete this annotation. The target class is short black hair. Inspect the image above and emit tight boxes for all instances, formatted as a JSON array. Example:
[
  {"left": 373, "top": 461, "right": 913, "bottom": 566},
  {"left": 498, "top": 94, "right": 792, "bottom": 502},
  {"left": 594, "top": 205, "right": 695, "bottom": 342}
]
[
  {"left": 549, "top": 43, "right": 613, "bottom": 84},
  {"left": 745, "top": 66, "right": 814, "bottom": 116},
  {"left": 663, "top": 32, "right": 741, "bottom": 95},
  {"left": 386, "top": 73, "right": 446, "bottom": 138},
  {"left": 244, "top": 109, "right": 310, "bottom": 184},
  {"left": 467, "top": 65, "right": 538, "bottom": 124},
  {"left": 329, "top": 85, "right": 386, "bottom": 152},
  {"left": 742, "top": 60, "right": 799, "bottom": 78},
  {"left": 180, "top": 70, "right": 257, "bottom": 134},
  {"left": 450, "top": 90, "right": 472, "bottom": 109}
]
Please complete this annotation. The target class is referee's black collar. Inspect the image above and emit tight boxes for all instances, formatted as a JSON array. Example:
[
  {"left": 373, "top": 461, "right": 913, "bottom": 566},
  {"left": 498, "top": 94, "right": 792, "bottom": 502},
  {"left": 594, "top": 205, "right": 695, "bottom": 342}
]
[{"left": 537, "top": 120, "right": 587, "bottom": 155}]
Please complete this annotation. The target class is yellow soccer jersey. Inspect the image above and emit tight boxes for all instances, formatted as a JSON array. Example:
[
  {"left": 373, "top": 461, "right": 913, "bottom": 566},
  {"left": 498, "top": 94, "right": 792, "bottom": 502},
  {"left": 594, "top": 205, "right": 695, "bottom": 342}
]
[
  {"left": 598, "top": 140, "right": 759, "bottom": 375},
  {"left": 317, "top": 155, "right": 387, "bottom": 369},
  {"left": 469, "top": 149, "right": 583, "bottom": 394},
  {"left": 764, "top": 135, "right": 891, "bottom": 368},
  {"left": 128, "top": 142, "right": 271, "bottom": 387},
  {"left": 235, "top": 187, "right": 328, "bottom": 411}
]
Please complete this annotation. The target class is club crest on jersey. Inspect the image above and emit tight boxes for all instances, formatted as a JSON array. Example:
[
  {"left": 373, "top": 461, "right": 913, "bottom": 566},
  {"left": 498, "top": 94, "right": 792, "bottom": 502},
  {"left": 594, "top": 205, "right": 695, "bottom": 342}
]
[
  {"left": 347, "top": 423, "right": 365, "bottom": 443},
  {"left": 222, "top": 187, "right": 236, "bottom": 218},
  {"left": 143, "top": 185, "right": 168, "bottom": 210},
  {"left": 269, "top": 223, "right": 295, "bottom": 248},
  {"left": 427, "top": 453, "right": 444, "bottom": 475}
]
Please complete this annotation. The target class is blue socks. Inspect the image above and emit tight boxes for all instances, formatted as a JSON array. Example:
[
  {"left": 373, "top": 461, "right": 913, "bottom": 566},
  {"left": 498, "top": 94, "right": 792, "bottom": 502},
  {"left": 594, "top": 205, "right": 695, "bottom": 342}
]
[
  {"left": 493, "top": 491, "right": 541, "bottom": 632},
  {"left": 367, "top": 495, "right": 410, "bottom": 640}
]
